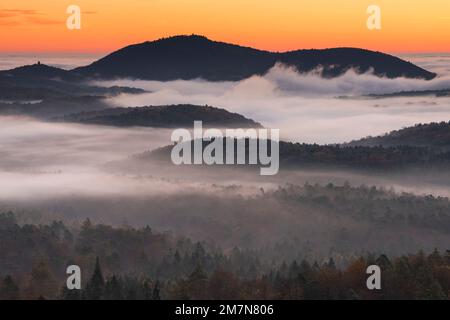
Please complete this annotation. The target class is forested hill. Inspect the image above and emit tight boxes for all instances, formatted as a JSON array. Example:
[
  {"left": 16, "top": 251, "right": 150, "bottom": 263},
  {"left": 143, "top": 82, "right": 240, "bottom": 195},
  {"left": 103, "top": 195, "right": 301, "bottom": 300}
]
[
  {"left": 71, "top": 35, "right": 436, "bottom": 81},
  {"left": 347, "top": 121, "right": 450, "bottom": 150},
  {"left": 0, "top": 63, "right": 72, "bottom": 80},
  {"left": 134, "top": 138, "right": 450, "bottom": 171},
  {"left": 58, "top": 104, "right": 263, "bottom": 128}
]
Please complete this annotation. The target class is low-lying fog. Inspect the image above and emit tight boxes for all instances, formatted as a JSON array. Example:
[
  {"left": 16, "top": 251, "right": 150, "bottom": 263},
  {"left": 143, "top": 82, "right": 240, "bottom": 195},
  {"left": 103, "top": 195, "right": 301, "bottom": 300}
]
[
  {"left": 1, "top": 54, "right": 450, "bottom": 256},
  {"left": 1, "top": 114, "right": 450, "bottom": 200},
  {"left": 94, "top": 55, "right": 450, "bottom": 144},
  {"left": 0, "top": 115, "right": 176, "bottom": 198}
]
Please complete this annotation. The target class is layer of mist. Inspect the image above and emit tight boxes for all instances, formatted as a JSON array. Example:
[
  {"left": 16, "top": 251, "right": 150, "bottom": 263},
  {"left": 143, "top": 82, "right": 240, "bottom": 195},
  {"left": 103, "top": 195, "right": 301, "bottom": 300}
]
[
  {"left": 93, "top": 61, "right": 450, "bottom": 144},
  {"left": 1, "top": 54, "right": 450, "bottom": 260}
]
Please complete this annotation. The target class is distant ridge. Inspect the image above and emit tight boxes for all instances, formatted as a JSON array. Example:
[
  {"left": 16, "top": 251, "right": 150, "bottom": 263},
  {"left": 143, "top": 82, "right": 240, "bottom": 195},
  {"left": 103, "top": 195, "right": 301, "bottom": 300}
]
[
  {"left": 0, "top": 62, "right": 82, "bottom": 85},
  {"left": 71, "top": 35, "right": 436, "bottom": 81},
  {"left": 58, "top": 104, "right": 263, "bottom": 128},
  {"left": 347, "top": 121, "right": 450, "bottom": 150},
  {"left": 129, "top": 138, "right": 450, "bottom": 171},
  {"left": 1, "top": 63, "right": 71, "bottom": 79}
]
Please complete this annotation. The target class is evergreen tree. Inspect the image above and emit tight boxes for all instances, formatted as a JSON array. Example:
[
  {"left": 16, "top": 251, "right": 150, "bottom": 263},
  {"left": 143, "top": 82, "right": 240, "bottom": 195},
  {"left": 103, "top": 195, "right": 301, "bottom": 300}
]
[
  {"left": 152, "top": 281, "right": 161, "bottom": 300},
  {"left": 187, "top": 266, "right": 208, "bottom": 299},
  {"left": 84, "top": 257, "right": 105, "bottom": 300},
  {"left": 326, "top": 258, "right": 336, "bottom": 270}
]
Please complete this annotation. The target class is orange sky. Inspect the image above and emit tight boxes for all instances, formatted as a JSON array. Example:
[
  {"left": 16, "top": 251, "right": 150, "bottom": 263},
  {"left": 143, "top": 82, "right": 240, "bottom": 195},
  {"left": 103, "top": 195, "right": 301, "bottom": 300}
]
[{"left": 1, "top": 0, "right": 449, "bottom": 53}]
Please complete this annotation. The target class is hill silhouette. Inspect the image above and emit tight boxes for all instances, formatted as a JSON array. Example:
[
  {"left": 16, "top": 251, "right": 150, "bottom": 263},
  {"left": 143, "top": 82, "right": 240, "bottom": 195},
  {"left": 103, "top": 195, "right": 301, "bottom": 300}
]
[
  {"left": 0, "top": 63, "right": 144, "bottom": 104},
  {"left": 58, "top": 104, "right": 263, "bottom": 128},
  {"left": 1, "top": 62, "right": 72, "bottom": 79},
  {"left": 72, "top": 35, "right": 436, "bottom": 81}
]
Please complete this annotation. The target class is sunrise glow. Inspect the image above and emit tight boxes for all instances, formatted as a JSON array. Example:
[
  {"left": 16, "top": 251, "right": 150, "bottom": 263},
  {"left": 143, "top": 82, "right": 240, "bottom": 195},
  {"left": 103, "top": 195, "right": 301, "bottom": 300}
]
[{"left": 1, "top": 0, "right": 450, "bottom": 53}]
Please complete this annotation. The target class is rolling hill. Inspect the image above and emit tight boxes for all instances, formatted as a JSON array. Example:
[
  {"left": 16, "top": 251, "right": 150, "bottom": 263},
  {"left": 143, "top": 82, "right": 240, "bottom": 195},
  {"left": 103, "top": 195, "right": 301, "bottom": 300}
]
[{"left": 71, "top": 35, "right": 436, "bottom": 81}]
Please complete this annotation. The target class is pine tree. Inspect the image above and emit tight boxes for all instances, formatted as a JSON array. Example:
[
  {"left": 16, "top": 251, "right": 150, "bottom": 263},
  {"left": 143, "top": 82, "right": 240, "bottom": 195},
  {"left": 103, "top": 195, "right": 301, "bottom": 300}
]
[
  {"left": 84, "top": 257, "right": 105, "bottom": 300},
  {"left": 326, "top": 258, "right": 336, "bottom": 270},
  {"left": 187, "top": 266, "right": 208, "bottom": 299},
  {"left": 152, "top": 281, "right": 161, "bottom": 300}
]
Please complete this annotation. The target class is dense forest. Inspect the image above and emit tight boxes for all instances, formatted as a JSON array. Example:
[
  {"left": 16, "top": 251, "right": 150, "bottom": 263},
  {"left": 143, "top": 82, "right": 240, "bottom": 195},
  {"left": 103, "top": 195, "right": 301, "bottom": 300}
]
[
  {"left": 0, "top": 211, "right": 448, "bottom": 300},
  {"left": 141, "top": 137, "right": 450, "bottom": 171},
  {"left": 348, "top": 121, "right": 450, "bottom": 150},
  {"left": 1, "top": 182, "right": 449, "bottom": 300}
]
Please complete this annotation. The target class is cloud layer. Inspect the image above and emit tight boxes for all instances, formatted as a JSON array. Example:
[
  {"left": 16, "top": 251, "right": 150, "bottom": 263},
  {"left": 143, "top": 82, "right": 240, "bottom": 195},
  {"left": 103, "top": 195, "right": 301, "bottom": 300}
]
[{"left": 93, "top": 58, "right": 450, "bottom": 144}]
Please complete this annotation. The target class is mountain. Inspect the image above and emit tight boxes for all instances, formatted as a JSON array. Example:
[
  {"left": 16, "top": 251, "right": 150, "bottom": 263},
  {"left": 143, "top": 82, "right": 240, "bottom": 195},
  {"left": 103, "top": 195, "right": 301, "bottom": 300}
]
[
  {"left": 0, "top": 35, "right": 436, "bottom": 85},
  {"left": 347, "top": 121, "right": 450, "bottom": 150},
  {"left": 72, "top": 35, "right": 436, "bottom": 81},
  {"left": 58, "top": 104, "right": 263, "bottom": 128}
]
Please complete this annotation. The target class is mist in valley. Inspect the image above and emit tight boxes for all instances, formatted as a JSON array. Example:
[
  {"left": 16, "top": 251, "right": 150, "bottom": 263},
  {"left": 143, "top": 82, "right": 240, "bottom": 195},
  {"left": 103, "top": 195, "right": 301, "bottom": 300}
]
[
  {"left": 1, "top": 54, "right": 450, "bottom": 262},
  {"left": 94, "top": 60, "right": 450, "bottom": 144}
]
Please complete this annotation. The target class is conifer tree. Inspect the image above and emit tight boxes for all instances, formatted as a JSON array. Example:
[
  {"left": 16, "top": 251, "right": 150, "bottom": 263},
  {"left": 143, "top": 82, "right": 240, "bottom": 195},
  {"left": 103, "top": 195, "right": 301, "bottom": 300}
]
[{"left": 84, "top": 257, "right": 105, "bottom": 300}]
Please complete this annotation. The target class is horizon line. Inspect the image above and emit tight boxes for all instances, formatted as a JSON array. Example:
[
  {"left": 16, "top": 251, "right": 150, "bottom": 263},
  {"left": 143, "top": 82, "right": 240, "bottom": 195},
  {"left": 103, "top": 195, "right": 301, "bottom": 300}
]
[{"left": 1, "top": 34, "right": 450, "bottom": 56}]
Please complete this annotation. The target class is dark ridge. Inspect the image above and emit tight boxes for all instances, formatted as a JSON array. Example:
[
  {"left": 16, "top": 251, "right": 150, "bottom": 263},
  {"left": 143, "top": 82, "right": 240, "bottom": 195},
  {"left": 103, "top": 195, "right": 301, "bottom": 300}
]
[
  {"left": 0, "top": 63, "right": 146, "bottom": 103},
  {"left": 0, "top": 63, "right": 72, "bottom": 80},
  {"left": 347, "top": 121, "right": 450, "bottom": 150},
  {"left": 58, "top": 104, "right": 263, "bottom": 128},
  {"left": 71, "top": 35, "right": 436, "bottom": 81},
  {"left": 365, "top": 88, "right": 450, "bottom": 98},
  {"left": 137, "top": 138, "right": 450, "bottom": 171}
]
